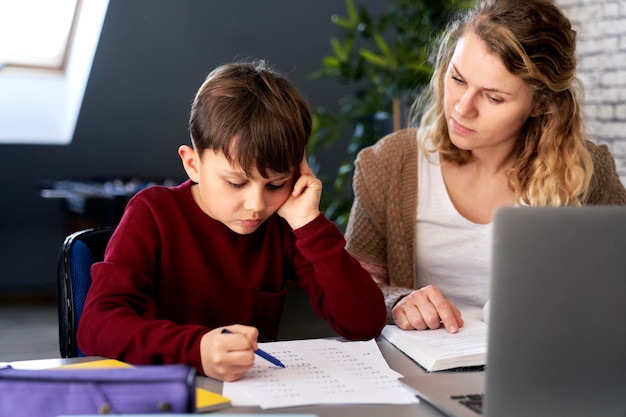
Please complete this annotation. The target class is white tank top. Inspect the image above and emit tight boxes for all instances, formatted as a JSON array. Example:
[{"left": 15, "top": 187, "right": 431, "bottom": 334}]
[{"left": 416, "top": 148, "right": 491, "bottom": 320}]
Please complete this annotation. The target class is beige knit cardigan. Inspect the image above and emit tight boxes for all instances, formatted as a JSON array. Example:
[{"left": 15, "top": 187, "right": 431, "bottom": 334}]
[{"left": 345, "top": 128, "right": 626, "bottom": 320}]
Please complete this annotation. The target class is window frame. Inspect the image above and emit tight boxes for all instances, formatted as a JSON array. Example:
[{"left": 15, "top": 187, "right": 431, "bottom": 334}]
[
  {"left": 0, "top": 0, "right": 109, "bottom": 145},
  {"left": 0, "top": 0, "right": 81, "bottom": 72}
]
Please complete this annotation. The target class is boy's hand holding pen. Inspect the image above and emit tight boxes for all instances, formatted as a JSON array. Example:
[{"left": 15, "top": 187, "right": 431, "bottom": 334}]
[
  {"left": 199, "top": 324, "right": 257, "bottom": 381},
  {"left": 199, "top": 325, "right": 286, "bottom": 382},
  {"left": 222, "top": 329, "right": 286, "bottom": 368}
]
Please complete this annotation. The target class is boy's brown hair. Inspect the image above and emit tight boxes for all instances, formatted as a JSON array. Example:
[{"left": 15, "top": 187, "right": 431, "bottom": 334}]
[{"left": 189, "top": 60, "right": 312, "bottom": 178}]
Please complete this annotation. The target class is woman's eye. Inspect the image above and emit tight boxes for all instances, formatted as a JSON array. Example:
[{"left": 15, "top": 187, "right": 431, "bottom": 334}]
[
  {"left": 487, "top": 95, "right": 503, "bottom": 104},
  {"left": 451, "top": 75, "right": 464, "bottom": 84}
]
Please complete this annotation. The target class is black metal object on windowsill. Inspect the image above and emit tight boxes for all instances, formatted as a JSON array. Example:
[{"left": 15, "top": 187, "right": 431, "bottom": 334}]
[{"left": 39, "top": 177, "right": 181, "bottom": 232}]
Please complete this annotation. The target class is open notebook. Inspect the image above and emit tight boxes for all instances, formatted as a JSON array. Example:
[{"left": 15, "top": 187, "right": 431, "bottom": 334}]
[{"left": 400, "top": 206, "right": 626, "bottom": 417}]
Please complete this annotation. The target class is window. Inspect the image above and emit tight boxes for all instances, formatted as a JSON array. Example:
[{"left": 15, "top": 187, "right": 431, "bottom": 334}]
[
  {"left": 0, "top": 0, "right": 109, "bottom": 145},
  {"left": 0, "top": 0, "right": 79, "bottom": 70}
]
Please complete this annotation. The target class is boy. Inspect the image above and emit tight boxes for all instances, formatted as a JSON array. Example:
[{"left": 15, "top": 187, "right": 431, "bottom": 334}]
[{"left": 77, "top": 60, "right": 386, "bottom": 382}]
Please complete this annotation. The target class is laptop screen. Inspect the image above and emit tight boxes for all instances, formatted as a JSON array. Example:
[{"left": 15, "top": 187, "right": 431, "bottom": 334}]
[{"left": 485, "top": 206, "right": 626, "bottom": 417}]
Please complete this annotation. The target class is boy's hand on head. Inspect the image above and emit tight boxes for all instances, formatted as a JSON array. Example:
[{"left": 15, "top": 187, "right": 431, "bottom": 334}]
[
  {"left": 277, "top": 157, "right": 322, "bottom": 229},
  {"left": 199, "top": 325, "right": 258, "bottom": 382}
]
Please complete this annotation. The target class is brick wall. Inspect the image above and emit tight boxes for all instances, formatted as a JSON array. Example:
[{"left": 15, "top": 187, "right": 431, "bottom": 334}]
[{"left": 556, "top": 0, "right": 626, "bottom": 185}]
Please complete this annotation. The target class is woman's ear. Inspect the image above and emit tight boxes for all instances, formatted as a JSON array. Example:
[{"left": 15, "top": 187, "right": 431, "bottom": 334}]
[
  {"left": 529, "top": 95, "right": 546, "bottom": 118},
  {"left": 178, "top": 145, "right": 201, "bottom": 183},
  {"left": 530, "top": 103, "right": 543, "bottom": 118}
]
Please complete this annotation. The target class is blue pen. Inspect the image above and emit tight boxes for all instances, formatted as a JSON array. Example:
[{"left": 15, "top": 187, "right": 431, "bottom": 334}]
[{"left": 221, "top": 329, "right": 286, "bottom": 368}]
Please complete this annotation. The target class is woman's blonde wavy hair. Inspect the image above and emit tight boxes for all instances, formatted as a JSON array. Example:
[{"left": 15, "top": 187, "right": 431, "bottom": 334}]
[{"left": 411, "top": 0, "right": 592, "bottom": 206}]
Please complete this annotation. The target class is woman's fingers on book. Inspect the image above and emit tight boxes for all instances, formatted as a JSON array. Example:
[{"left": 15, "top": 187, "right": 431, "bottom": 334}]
[{"left": 392, "top": 285, "right": 463, "bottom": 333}]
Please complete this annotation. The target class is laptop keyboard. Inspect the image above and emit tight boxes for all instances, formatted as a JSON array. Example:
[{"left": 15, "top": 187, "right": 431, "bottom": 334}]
[{"left": 450, "top": 393, "right": 483, "bottom": 414}]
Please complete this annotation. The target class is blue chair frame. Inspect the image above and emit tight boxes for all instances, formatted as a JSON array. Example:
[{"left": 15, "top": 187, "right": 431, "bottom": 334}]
[{"left": 57, "top": 226, "right": 115, "bottom": 358}]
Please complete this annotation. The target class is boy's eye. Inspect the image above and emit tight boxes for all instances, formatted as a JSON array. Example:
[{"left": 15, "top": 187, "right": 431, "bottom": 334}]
[
  {"left": 227, "top": 181, "right": 246, "bottom": 189},
  {"left": 226, "top": 181, "right": 288, "bottom": 190},
  {"left": 267, "top": 182, "right": 288, "bottom": 191}
]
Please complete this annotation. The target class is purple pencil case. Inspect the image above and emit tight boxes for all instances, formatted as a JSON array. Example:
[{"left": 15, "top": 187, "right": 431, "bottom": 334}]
[{"left": 0, "top": 364, "right": 196, "bottom": 416}]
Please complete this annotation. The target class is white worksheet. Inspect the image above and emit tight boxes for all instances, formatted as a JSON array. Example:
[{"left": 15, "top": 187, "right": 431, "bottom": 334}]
[{"left": 222, "top": 338, "right": 419, "bottom": 409}]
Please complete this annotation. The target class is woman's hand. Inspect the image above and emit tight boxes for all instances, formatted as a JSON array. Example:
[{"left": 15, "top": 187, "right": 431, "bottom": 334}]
[
  {"left": 392, "top": 285, "right": 464, "bottom": 333},
  {"left": 199, "top": 324, "right": 259, "bottom": 381},
  {"left": 277, "top": 156, "right": 322, "bottom": 229}
]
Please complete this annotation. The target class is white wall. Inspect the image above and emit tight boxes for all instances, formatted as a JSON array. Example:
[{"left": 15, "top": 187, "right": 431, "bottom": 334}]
[{"left": 556, "top": 0, "right": 626, "bottom": 185}]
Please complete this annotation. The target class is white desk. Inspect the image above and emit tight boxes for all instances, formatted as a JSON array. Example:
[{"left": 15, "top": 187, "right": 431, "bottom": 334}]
[{"left": 8, "top": 338, "right": 473, "bottom": 417}]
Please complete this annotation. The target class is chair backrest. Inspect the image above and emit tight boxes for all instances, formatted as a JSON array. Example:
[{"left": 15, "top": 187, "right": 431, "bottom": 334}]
[{"left": 57, "top": 226, "right": 115, "bottom": 358}]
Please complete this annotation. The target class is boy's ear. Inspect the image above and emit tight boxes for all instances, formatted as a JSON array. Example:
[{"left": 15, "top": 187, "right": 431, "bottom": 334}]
[
  {"left": 178, "top": 145, "right": 201, "bottom": 183},
  {"left": 291, "top": 169, "right": 300, "bottom": 188},
  {"left": 291, "top": 155, "right": 306, "bottom": 185}
]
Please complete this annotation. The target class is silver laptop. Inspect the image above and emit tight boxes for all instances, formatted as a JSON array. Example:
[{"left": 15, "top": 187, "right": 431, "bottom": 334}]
[{"left": 400, "top": 206, "right": 626, "bottom": 417}]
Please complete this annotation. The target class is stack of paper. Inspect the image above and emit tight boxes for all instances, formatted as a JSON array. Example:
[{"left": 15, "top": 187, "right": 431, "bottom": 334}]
[{"left": 223, "top": 338, "right": 418, "bottom": 409}]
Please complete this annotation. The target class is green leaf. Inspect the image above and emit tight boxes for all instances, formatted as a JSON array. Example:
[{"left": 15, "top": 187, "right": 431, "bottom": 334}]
[
  {"left": 359, "top": 49, "right": 389, "bottom": 69},
  {"left": 346, "top": 0, "right": 358, "bottom": 23},
  {"left": 330, "top": 38, "right": 347, "bottom": 61},
  {"left": 308, "top": 0, "right": 472, "bottom": 224},
  {"left": 373, "top": 32, "right": 393, "bottom": 62},
  {"left": 331, "top": 15, "right": 356, "bottom": 30}
]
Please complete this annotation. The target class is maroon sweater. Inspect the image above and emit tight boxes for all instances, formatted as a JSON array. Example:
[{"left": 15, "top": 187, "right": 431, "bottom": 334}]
[{"left": 77, "top": 180, "right": 386, "bottom": 375}]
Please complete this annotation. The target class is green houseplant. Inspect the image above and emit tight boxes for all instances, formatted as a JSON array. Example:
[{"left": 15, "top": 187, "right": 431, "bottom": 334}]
[{"left": 308, "top": 0, "right": 471, "bottom": 229}]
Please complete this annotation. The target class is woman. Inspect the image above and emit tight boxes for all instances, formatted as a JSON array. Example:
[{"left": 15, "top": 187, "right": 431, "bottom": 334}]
[{"left": 345, "top": 0, "right": 626, "bottom": 333}]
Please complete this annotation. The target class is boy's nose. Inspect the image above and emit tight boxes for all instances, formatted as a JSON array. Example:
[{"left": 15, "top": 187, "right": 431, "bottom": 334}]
[{"left": 243, "top": 189, "right": 265, "bottom": 212}]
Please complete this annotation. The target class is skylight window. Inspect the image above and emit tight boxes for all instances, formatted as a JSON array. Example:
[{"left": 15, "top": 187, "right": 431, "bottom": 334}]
[
  {"left": 0, "top": 0, "right": 79, "bottom": 70},
  {"left": 0, "top": 0, "right": 108, "bottom": 145}
]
